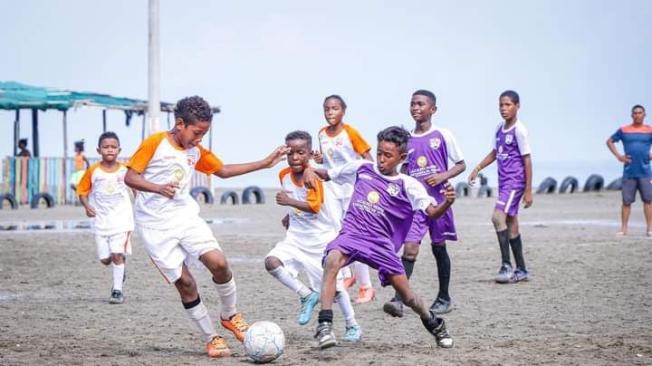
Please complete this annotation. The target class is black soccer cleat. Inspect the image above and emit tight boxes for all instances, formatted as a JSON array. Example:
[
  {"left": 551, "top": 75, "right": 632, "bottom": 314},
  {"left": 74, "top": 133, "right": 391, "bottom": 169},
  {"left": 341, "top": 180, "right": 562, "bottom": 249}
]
[{"left": 421, "top": 312, "right": 453, "bottom": 348}]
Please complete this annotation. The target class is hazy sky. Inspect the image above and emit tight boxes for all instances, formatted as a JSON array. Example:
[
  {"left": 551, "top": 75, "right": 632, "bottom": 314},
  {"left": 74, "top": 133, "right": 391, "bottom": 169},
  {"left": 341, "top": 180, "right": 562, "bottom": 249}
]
[{"left": 1, "top": 0, "right": 649, "bottom": 187}]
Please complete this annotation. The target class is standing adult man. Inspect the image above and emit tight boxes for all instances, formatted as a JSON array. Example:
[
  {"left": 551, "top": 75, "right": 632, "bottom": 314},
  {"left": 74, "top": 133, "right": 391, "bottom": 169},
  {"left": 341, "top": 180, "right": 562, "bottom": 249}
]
[{"left": 607, "top": 105, "right": 652, "bottom": 236}]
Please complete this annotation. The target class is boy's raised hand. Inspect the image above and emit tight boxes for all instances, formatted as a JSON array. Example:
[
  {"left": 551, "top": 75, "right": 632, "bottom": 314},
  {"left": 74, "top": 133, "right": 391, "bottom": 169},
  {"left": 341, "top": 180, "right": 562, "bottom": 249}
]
[
  {"left": 264, "top": 145, "right": 292, "bottom": 168},
  {"left": 311, "top": 150, "right": 323, "bottom": 164},
  {"left": 157, "top": 182, "right": 179, "bottom": 199}
]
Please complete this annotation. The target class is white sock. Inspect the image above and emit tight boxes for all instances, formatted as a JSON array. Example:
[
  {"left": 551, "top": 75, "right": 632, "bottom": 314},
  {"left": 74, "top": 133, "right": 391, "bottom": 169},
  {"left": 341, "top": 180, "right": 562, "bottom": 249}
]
[
  {"left": 354, "top": 262, "right": 372, "bottom": 288},
  {"left": 214, "top": 276, "right": 238, "bottom": 320},
  {"left": 335, "top": 290, "right": 357, "bottom": 327},
  {"left": 185, "top": 298, "right": 217, "bottom": 343},
  {"left": 268, "top": 266, "right": 312, "bottom": 298},
  {"left": 112, "top": 263, "right": 125, "bottom": 291}
]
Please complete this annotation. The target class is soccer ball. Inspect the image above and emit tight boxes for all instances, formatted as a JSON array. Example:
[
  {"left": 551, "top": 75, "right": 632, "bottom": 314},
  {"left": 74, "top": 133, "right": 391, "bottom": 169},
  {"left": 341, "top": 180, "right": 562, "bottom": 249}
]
[{"left": 243, "top": 321, "right": 285, "bottom": 363}]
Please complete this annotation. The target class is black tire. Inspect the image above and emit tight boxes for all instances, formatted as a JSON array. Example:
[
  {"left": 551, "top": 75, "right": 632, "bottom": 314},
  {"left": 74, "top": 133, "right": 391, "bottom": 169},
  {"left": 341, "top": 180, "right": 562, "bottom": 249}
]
[
  {"left": 0, "top": 193, "right": 18, "bottom": 210},
  {"left": 242, "top": 185, "right": 265, "bottom": 204},
  {"left": 536, "top": 177, "right": 557, "bottom": 194},
  {"left": 30, "top": 192, "right": 55, "bottom": 209},
  {"left": 190, "top": 186, "right": 214, "bottom": 204},
  {"left": 583, "top": 174, "right": 605, "bottom": 192},
  {"left": 220, "top": 191, "right": 239, "bottom": 205},
  {"left": 477, "top": 186, "right": 493, "bottom": 198},
  {"left": 606, "top": 177, "right": 622, "bottom": 191},
  {"left": 455, "top": 182, "right": 470, "bottom": 197},
  {"left": 559, "top": 176, "right": 579, "bottom": 194}
]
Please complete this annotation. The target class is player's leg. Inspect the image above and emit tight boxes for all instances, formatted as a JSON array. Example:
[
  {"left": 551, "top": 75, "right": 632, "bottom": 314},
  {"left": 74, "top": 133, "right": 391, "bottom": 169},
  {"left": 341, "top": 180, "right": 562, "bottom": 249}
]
[
  {"left": 492, "top": 208, "right": 512, "bottom": 283},
  {"left": 264, "top": 253, "right": 318, "bottom": 325},
  {"left": 315, "top": 249, "right": 348, "bottom": 349},
  {"left": 200, "top": 249, "right": 248, "bottom": 342},
  {"left": 430, "top": 242, "right": 452, "bottom": 313},
  {"left": 620, "top": 179, "right": 636, "bottom": 235},
  {"left": 506, "top": 215, "right": 528, "bottom": 282},
  {"left": 388, "top": 274, "right": 453, "bottom": 348},
  {"left": 174, "top": 264, "right": 230, "bottom": 358},
  {"left": 637, "top": 177, "right": 652, "bottom": 236},
  {"left": 383, "top": 241, "right": 419, "bottom": 317},
  {"left": 352, "top": 262, "right": 375, "bottom": 304},
  {"left": 334, "top": 276, "right": 361, "bottom": 342},
  {"left": 107, "top": 232, "right": 129, "bottom": 303}
]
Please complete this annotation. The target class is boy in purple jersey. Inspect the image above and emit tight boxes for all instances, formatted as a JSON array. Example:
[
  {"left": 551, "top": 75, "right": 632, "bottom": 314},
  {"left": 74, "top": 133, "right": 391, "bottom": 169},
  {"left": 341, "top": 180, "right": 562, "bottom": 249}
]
[
  {"left": 384, "top": 90, "right": 466, "bottom": 318},
  {"left": 304, "top": 126, "right": 455, "bottom": 349},
  {"left": 468, "top": 90, "right": 533, "bottom": 283}
]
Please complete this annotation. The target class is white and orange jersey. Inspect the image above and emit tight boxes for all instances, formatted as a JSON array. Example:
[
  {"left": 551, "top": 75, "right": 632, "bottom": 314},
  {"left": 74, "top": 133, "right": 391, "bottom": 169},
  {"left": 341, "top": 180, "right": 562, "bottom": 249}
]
[
  {"left": 318, "top": 123, "right": 371, "bottom": 199},
  {"left": 77, "top": 163, "right": 134, "bottom": 236},
  {"left": 279, "top": 167, "right": 339, "bottom": 247},
  {"left": 126, "top": 132, "right": 223, "bottom": 229}
]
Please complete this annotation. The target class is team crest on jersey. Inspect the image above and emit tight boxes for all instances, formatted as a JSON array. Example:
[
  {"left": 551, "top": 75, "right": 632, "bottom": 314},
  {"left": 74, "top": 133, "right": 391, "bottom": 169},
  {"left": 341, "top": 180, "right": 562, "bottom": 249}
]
[
  {"left": 186, "top": 154, "right": 197, "bottom": 166},
  {"left": 327, "top": 148, "right": 334, "bottom": 157},
  {"left": 386, "top": 183, "right": 399, "bottom": 197},
  {"left": 417, "top": 156, "right": 428, "bottom": 168},
  {"left": 430, "top": 138, "right": 441, "bottom": 149},
  {"left": 105, "top": 184, "right": 115, "bottom": 194},
  {"left": 335, "top": 138, "right": 344, "bottom": 146},
  {"left": 505, "top": 134, "right": 513, "bottom": 145},
  {"left": 367, "top": 191, "right": 380, "bottom": 204},
  {"left": 172, "top": 164, "right": 186, "bottom": 183}
]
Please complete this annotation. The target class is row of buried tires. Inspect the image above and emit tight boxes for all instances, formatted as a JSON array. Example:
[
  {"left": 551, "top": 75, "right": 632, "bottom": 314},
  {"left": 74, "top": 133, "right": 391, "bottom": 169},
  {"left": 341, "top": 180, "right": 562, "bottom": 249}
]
[
  {"left": 454, "top": 174, "right": 620, "bottom": 197},
  {"left": 0, "top": 185, "right": 266, "bottom": 210}
]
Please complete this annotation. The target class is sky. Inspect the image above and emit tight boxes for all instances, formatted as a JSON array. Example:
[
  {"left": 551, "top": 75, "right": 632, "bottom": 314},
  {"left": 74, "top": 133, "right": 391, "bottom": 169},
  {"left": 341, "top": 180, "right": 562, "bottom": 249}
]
[{"left": 1, "top": 0, "right": 650, "bottom": 187}]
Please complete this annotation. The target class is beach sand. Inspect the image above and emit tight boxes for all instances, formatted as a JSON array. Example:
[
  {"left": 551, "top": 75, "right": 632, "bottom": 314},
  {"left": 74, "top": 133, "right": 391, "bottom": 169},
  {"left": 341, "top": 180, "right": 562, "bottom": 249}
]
[{"left": 0, "top": 191, "right": 651, "bottom": 365}]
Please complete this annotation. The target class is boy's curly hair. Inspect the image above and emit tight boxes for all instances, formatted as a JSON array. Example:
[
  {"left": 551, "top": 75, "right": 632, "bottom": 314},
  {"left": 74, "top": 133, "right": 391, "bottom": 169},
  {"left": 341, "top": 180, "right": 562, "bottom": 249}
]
[{"left": 174, "top": 96, "right": 213, "bottom": 125}]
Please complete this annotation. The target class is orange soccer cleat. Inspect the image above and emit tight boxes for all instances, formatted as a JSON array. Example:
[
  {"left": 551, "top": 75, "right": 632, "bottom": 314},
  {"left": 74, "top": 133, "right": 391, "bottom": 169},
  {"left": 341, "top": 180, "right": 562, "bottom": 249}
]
[
  {"left": 220, "top": 313, "right": 250, "bottom": 342},
  {"left": 354, "top": 287, "right": 376, "bottom": 304},
  {"left": 206, "top": 336, "right": 231, "bottom": 358}
]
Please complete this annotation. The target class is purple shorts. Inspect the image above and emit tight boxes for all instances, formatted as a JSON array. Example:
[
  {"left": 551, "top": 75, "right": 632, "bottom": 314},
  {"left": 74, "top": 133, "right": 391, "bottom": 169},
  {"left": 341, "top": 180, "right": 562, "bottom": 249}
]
[
  {"left": 325, "top": 232, "right": 404, "bottom": 287},
  {"left": 495, "top": 186, "right": 524, "bottom": 216},
  {"left": 403, "top": 208, "right": 458, "bottom": 247}
]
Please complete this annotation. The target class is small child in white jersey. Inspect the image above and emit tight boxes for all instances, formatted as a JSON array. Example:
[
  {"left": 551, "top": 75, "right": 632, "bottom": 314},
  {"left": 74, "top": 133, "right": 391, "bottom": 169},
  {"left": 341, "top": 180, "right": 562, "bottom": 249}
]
[
  {"left": 265, "top": 130, "right": 361, "bottom": 342},
  {"left": 77, "top": 132, "right": 134, "bottom": 304},
  {"left": 314, "top": 95, "right": 376, "bottom": 304}
]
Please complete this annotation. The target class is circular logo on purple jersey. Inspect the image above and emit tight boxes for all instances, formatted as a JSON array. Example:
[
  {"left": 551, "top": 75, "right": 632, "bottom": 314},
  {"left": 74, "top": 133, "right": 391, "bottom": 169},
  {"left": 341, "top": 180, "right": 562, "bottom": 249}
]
[
  {"left": 417, "top": 156, "right": 428, "bottom": 168},
  {"left": 367, "top": 191, "right": 380, "bottom": 204}
]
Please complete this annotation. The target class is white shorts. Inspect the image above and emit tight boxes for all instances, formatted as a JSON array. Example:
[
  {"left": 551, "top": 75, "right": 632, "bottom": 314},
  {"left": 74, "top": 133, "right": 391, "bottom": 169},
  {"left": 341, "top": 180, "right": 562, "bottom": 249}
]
[
  {"left": 266, "top": 235, "right": 344, "bottom": 292},
  {"left": 138, "top": 216, "right": 221, "bottom": 283},
  {"left": 96, "top": 231, "right": 132, "bottom": 260}
]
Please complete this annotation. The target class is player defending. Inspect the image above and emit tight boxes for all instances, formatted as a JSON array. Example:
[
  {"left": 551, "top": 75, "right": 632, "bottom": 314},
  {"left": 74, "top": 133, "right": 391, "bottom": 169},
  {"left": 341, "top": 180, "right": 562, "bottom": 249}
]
[
  {"left": 306, "top": 126, "right": 454, "bottom": 349},
  {"left": 77, "top": 132, "right": 133, "bottom": 304},
  {"left": 468, "top": 90, "right": 533, "bottom": 283},
  {"left": 384, "top": 90, "right": 466, "bottom": 317},
  {"left": 124, "top": 96, "right": 289, "bottom": 358},
  {"left": 265, "top": 130, "right": 361, "bottom": 341}
]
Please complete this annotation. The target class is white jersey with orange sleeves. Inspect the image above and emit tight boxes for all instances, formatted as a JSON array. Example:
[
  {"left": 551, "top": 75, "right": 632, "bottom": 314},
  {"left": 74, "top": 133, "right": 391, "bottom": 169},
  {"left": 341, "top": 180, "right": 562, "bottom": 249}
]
[
  {"left": 126, "top": 132, "right": 223, "bottom": 230},
  {"left": 318, "top": 123, "right": 372, "bottom": 200},
  {"left": 76, "top": 162, "right": 134, "bottom": 236},
  {"left": 279, "top": 167, "right": 339, "bottom": 251}
]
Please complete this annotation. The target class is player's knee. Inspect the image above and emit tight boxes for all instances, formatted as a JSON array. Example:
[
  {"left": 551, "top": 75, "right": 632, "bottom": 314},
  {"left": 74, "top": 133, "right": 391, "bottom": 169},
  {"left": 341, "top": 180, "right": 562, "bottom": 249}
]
[
  {"left": 323, "top": 252, "right": 342, "bottom": 274},
  {"left": 264, "top": 256, "right": 281, "bottom": 272},
  {"left": 403, "top": 243, "right": 419, "bottom": 259},
  {"left": 175, "top": 275, "right": 197, "bottom": 295},
  {"left": 100, "top": 258, "right": 111, "bottom": 266},
  {"left": 110, "top": 253, "right": 124, "bottom": 264},
  {"left": 491, "top": 211, "right": 505, "bottom": 229}
]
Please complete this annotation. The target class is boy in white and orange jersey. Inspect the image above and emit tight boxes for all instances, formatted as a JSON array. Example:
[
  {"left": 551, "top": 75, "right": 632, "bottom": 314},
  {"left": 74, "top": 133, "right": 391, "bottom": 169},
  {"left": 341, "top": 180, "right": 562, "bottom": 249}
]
[
  {"left": 313, "top": 95, "right": 376, "bottom": 304},
  {"left": 124, "top": 96, "right": 289, "bottom": 358},
  {"left": 265, "top": 131, "right": 361, "bottom": 342},
  {"left": 77, "top": 132, "right": 133, "bottom": 305}
]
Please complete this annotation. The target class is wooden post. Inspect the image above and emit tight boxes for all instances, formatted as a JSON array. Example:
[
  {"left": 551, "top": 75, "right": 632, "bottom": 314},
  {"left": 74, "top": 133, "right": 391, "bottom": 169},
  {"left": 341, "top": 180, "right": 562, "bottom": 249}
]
[
  {"left": 13, "top": 110, "right": 20, "bottom": 156},
  {"left": 31, "top": 109, "right": 39, "bottom": 157},
  {"left": 141, "top": 113, "right": 147, "bottom": 141},
  {"left": 102, "top": 109, "right": 107, "bottom": 132},
  {"left": 62, "top": 110, "right": 68, "bottom": 204}
]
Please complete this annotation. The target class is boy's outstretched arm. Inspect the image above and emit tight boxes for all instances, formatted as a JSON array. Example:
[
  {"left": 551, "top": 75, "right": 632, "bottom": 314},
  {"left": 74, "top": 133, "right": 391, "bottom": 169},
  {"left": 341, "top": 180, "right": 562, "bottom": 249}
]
[
  {"left": 78, "top": 195, "right": 96, "bottom": 217},
  {"left": 214, "top": 145, "right": 289, "bottom": 178},
  {"left": 124, "top": 169, "right": 178, "bottom": 199},
  {"left": 425, "top": 185, "right": 456, "bottom": 219},
  {"left": 522, "top": 154, "right": 533, "bottom": 208},
  {"left": 468, "top": 150, "right": 497, "bottom": 185},
  {"left": 303, "top": 167, "right": 330, "bottom": 189},
  {"left": 276, "top": 190, "right": 316, "bottom": 214}
]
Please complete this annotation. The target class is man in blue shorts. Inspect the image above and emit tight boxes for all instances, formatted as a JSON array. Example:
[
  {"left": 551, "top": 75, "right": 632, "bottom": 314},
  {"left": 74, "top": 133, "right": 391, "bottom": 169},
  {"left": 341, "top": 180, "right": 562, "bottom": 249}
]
[{"left": 607, "top": 105, "right": 652, "bottom": 236}]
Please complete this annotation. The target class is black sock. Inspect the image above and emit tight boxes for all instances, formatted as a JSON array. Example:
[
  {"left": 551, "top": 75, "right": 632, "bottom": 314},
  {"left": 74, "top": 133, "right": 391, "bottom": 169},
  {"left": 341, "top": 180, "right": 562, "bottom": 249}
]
[
  {"left": 182, "top": 295, "right": 201, "bottom": 309},
  {"left": 318, "top": 309, "right": 333, "bottom": 324},
  {"left": 431, "top": 244, "right": 451, "bottom": 302},
  {"left": 496, "top": 229, "right": 511, "bottom": 265},
  {"left": 393, "top": 257, "right": 416, "bottom": 301},
  {"left": 509, "top": 235, "right": 526, "bottom": 270}
]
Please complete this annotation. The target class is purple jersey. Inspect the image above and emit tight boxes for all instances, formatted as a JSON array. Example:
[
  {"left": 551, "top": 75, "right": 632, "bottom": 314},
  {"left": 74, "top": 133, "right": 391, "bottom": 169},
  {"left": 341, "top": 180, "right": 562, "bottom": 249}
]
[
  {"left": 328, "top": 161, "right": 435, "bottom": 250},
  {"left": 495, "top": 120, "right": 531, "bottom": 189},
  {"left": 407, "top": 126, "right": 464, "bottom": 194}
]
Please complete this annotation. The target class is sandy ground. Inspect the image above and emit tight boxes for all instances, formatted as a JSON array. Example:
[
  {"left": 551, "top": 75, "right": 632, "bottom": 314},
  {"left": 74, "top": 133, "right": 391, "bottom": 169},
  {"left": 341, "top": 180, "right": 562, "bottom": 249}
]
[{"left": 0, "top": 190, "right": 651, "bottom": 366}]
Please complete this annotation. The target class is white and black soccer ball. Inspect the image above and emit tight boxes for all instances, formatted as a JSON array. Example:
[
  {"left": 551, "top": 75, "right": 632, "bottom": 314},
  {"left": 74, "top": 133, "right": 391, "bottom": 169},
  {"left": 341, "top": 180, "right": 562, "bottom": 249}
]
[{"left": 243, "top": 321, "right": 285, "bottom": 363}]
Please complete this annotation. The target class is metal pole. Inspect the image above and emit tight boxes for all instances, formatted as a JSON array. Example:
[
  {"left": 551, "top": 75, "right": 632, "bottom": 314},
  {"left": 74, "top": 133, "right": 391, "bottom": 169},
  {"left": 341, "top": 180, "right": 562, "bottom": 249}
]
[
  {"left": 14, "top": 110, "right": 20, "bottom": 156},
  {"left": 102, "top": 109, "right": 107, "bottom": 132},
  {"left": 32, "top": 109, "right": 39, "bottom": 157},
  {"left": 141, "top": 113, "right": 147, "bottom": 141},
  {"left": 62, "top": 110, "right": 68, "bottom": 203},
  {"left": 148, "top": 0, "right": 161, "bottom": 133}
]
